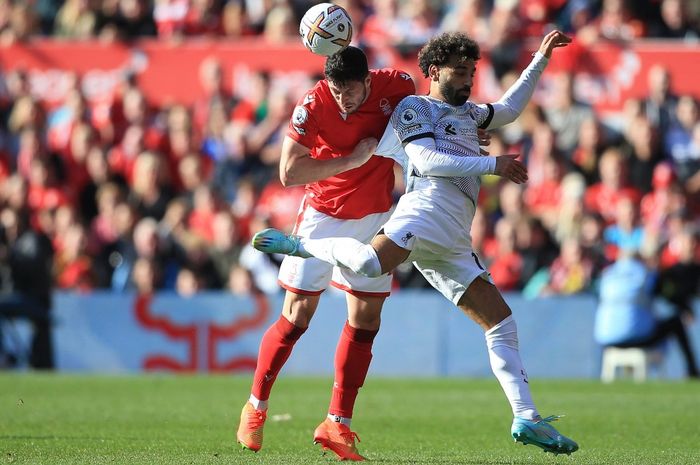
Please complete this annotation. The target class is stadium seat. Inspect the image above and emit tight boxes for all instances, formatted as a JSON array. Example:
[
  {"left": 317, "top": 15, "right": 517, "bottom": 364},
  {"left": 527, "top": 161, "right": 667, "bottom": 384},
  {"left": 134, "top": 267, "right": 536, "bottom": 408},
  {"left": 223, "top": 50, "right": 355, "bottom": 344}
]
[{"left": 600, "top": 346, "right": 665, "bottom": 383}]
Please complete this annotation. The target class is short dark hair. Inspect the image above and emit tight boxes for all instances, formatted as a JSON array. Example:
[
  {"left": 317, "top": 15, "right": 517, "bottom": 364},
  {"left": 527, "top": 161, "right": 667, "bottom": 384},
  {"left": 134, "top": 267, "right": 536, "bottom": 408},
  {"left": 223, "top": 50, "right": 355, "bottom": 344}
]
[
  {"left": 417, "top": 33, "right": 480, "bottom": 78},
  {"left": 324, "top": 46, "right": 369, "bottom": 86}
]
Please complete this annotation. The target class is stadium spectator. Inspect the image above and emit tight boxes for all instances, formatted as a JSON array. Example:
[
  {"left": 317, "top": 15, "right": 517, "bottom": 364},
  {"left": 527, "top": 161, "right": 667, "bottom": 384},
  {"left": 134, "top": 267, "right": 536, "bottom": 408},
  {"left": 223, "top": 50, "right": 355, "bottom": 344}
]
[
  {"left": 262, "top": 4, "right": 297, "bottom": 44},
  {"left": 603, "top": 196, "right": 646, "bottom": 261},
  {"left": 487, "top": 3, "right": 524, "bottom": 80},
  {"left": 227, "top": 264, "right": 257, "bottom": 296},
  {"left": 128, "top": 151, "right": 172, "bottom": 221},
  {"left": 579, "top": 212, "right": 608, "bottom": 272},
  {"left": 584, "top": 147, "right": 642, "bottom": 224},
  {"left": 208, "top": 210, "right": 242, "bottom": 288},
  {"left": 524, "top": 153, "right": 563, "bottom": 229},
  {"left": 175, "top": 266, "right": 202, "bottom": 296},
  {"left": 516, "top": 216, "right": 559, "bottom": 287},
  {"left": 497, "top": 182, "right": 526, "bottom": 225},
  {"left": 591, "top": 0, "right": 646, "bottom": 41},
  {"left": 570, "top": 116, "right": 607, "bottom": 184},
  {"left": 664, "top": 95, "right": 700, "bottom": 192},
  {"left": 544, "top": 72, "right": 594, "bottom": 158},
  {"left": 655, "top": 227, "right": 700, "bottom": 377},
  {"left": 644, "top": 65, "right": 678, "bottom": 135},
  {"left": 622, "top": 115, "right": 661, "bottom": 193},
  {"left": 649, "top": 0, "right": 700, "bottom": 40},
  {"left": 54, "top": 0, "right": 96, "bottom": 39},
  {"left": 485, "top": 217, "right": 524, "bottom": 291},
  {"left": 101, "top": 0, "right": 157, "bottom": 41},
  {"left": 440, "top": 0, "right": 490, "bottom": 43},
  {"left": 518, "top": 0, "right": 567, "bottom": 38},
  {"left": 553, "top": 171, "right": 587, "bottom": 243},
  {"left": 187, "top": 184, "right": 219, "bottom": 244},
  {"left": 54, "top": 223, "right": 94, "bottom": 290},
  {"left": 595, "top": 252, "right": 699, "bottom": 378},
  {"left": 361, "top": 0, "right": 401, "bottom": 47},
  {"left": 540, "top": 237, "right": 593, "bottom": 295},
  {"left": 0, "top": 208, "right": 54, "bottom": 369},
  {"left": 131, "top": 257, "right": 158, "bottom": 294}
]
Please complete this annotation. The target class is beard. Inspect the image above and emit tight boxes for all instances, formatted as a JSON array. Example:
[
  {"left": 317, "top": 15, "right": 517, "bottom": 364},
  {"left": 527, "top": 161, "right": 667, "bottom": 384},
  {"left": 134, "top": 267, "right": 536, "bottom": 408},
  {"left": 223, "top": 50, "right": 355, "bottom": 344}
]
[{"left": 440, "top": 82, "right": 470, "bottom": 106}]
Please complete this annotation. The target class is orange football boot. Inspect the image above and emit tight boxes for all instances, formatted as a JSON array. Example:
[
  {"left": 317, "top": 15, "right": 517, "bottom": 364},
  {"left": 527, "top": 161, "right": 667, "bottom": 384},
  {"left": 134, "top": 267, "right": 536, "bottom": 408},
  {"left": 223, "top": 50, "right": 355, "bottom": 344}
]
[
  {"left": 313, "top": 418, "right": 365, "bottom": 461},
  {"left": 236, "top": 402, "right": 267, "bottom": 452}
]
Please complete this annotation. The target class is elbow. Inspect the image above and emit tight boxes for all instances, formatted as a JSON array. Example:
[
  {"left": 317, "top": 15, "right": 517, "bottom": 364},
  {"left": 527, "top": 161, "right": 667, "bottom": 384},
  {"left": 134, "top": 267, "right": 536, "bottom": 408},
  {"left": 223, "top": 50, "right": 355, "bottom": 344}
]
[
  {"left": 279, "top": 170, "right": 300, "bottom": 187},
  {"left": 279, "top": 173, "right": 293, "bottom": 187}
]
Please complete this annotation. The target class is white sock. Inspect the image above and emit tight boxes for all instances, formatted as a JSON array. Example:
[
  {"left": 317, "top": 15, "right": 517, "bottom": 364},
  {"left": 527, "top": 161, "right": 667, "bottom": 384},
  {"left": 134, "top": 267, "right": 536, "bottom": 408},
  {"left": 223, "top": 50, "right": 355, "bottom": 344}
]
[
  {"left": 249, "top": 394, "right": 268, "bottom": 411},
  {"left": 484, "top": 315, "right": 539, "bottom": 420},
  {"left": 300, "top": 237, "right": 382, "bottom": 277},
  {"left": 328, "top": 413, "right": 352, "bottom": 427}
]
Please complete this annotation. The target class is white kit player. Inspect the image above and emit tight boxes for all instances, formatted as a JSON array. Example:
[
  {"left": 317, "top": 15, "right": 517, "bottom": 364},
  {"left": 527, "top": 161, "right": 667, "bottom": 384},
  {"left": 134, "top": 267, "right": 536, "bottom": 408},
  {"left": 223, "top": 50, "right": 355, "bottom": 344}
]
[{"left": 253, "top": 31, "right": 580, "bottom": 455}]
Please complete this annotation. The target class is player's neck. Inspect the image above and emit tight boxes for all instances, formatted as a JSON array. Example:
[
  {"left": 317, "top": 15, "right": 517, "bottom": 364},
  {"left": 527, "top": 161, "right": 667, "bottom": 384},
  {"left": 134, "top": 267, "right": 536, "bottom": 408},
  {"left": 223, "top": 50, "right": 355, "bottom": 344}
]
[{"left": 427, "top": 92, "right": 449, "bottom": 105}]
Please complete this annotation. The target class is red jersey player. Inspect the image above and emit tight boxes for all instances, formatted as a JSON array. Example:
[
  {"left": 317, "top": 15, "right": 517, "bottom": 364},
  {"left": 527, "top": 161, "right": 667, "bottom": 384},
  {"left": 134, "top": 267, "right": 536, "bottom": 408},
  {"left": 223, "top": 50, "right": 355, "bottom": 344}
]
[{"left": 236, "top": 46, "right": 415, "bottom": 460}]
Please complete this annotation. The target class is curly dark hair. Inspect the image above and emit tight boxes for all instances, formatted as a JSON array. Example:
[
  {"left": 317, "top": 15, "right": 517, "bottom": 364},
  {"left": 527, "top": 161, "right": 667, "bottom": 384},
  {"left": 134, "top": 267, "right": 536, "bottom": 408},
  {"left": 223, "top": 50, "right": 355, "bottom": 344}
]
[
  {"left": 417, "top": 33, "right": 480, "bottom": 78},
  {"left": 324, "top": 46, "right": 369, "bottom": 85}
]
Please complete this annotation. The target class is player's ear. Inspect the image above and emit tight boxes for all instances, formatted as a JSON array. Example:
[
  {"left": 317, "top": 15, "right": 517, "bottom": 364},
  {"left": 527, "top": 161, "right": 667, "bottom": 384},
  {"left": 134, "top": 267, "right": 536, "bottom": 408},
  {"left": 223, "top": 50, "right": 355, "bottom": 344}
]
[{"left": 428, "top": 64, "right": 440, "bottom": 82}]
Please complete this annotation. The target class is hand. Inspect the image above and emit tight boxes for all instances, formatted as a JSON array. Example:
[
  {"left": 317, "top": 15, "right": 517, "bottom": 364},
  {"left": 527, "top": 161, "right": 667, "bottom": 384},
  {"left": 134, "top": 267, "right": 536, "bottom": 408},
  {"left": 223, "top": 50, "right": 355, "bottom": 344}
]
[
  {"left": 348, "top": 137, "right": 378, "bottom": 168},
  {"left": 477, "top": 128, "right": 491, "bottom": 147},
  {"left": 494, "top": 154, "right": 528, "bottom": 184},
  {"left": 538, "top": 30, "right": 572, "bottom": 58},
  {"left": 477, "top": 128, "right": 491, "bottom": 155}
]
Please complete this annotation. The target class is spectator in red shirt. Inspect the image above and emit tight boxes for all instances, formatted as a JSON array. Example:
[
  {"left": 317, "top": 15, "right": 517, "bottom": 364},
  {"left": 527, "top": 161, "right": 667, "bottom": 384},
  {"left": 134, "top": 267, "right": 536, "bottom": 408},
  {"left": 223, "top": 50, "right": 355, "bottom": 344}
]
[
  {"left": 487, "top": 218, "right": 524, "bottom": 291},
  {"left": 187, "top": 185, "right": 219, "bottom": 244},
  {"left": 524, "top": 153, "right": 563, "bottom": 229},
  {"left": 584, "top": 147, "right": 642, "bottom": 223},
  {"left": 55, "top": 223, "right": 94, "bottom": 291}
]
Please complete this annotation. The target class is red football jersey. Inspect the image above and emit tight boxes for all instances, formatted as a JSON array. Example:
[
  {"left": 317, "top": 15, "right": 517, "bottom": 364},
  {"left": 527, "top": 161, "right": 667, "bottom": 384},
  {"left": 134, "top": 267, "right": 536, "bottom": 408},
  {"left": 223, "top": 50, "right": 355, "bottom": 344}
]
[{"left": 287, "top": 69, "right": 415, "bottom": 219}]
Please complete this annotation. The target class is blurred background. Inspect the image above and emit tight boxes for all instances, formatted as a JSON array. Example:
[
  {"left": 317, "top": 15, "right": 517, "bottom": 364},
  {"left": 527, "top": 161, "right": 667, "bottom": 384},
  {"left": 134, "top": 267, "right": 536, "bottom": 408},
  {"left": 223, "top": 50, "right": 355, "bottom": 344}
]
[{"left": 0, "top": 0, "right": 698, "bottom": 380}]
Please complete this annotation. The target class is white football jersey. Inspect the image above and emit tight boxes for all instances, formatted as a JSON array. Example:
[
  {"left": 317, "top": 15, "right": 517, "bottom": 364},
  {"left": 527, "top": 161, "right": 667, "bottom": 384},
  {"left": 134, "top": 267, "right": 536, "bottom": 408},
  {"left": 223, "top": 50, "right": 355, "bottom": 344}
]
[{"left": 376, "top": 95, "right": 494, "bottom": 203}]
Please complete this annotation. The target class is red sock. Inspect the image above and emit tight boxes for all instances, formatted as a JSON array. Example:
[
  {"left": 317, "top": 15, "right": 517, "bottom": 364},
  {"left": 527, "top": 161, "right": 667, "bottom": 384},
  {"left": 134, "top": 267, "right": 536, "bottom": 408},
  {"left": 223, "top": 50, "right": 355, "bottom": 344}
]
[
  {"left": 329, "top": 321, "right": 378, "bottom": 419},
  {"left": 251, "top": 315, "right": 306, "bottom": 402}
]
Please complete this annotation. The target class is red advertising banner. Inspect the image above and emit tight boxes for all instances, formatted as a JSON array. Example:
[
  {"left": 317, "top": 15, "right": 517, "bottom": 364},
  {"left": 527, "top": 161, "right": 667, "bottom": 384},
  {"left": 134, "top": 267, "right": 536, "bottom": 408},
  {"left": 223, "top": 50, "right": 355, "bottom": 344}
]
[{"left": 1, "top": 39, "right": 699, "bottom": 113}]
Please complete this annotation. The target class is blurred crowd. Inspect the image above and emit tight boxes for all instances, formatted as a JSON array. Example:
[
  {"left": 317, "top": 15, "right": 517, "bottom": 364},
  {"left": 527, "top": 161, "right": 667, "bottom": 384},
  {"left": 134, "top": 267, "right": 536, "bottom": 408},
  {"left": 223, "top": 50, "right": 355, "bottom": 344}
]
[
  {"left": 0, "top": 0, "right": 697, "bottom": 44},
  {"left": 0, "top": 0, "right": 699, "bottom": 300}
]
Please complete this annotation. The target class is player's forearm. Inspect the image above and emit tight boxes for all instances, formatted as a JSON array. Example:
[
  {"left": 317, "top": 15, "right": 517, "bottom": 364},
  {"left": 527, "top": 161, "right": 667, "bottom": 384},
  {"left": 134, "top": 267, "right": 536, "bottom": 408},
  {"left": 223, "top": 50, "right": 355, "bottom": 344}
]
[
  {"left": 405, "top": 138, "right": 496, "bottom": 177},
  {"left": 488, "top": 52, "right": 549, "bottom": 128},
  {"left": 280, "top": 155, "right": 362, "bottom": 186}
]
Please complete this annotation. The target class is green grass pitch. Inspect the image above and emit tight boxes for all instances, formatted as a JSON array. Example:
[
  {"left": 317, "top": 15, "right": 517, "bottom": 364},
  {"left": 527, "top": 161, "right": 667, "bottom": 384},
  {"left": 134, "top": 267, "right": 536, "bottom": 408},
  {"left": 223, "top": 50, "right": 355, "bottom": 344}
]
[{"left": 1, "top": 374, "right": 698, "bottom": 464}]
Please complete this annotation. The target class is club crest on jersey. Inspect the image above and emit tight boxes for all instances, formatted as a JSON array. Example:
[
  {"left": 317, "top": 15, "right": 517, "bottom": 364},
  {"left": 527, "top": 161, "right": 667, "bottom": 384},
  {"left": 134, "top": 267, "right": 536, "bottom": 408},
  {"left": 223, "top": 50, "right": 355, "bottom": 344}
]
[
  {"left": 379, "top": 98, "right": 392, "bottom": 115},
  {"left": 400, "top": 108, "right": 418, "bottom": 124},
  {"left": 400, "top": 73, "right": 411, "bottom": 80},
  {"left": 293, "top": 106, "right": 308, "bottom": 125}
]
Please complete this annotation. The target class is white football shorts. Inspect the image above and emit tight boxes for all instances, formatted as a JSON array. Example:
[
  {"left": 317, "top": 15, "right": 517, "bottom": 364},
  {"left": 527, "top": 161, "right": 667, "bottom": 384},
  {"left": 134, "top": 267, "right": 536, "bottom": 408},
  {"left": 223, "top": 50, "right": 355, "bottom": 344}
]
[
  {"left": 382, "top": 177, "right": 492, "bottom": 305},
  {"left": 278, "top": 199, "right": 393, "bottom": 297}
]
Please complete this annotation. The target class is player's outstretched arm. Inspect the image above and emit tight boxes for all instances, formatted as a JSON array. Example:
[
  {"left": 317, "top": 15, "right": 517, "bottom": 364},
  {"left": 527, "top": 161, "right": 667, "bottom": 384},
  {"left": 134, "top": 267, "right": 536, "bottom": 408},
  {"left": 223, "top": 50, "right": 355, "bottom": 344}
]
[
  {"left": 279, "top": 136, "right": 378, "bottom": 186},
  {"left": 493, "top": 154, "right": 528, "bottom": 184},
  {"left": 485, "top": 30, "right": 571, "bottom": 129}
]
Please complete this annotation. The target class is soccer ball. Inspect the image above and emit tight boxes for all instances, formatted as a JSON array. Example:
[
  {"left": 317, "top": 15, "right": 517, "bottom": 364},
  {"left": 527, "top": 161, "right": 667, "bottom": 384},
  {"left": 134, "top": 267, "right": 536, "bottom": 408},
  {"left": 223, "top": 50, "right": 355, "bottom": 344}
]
[{"left": 299, "top": 3, "right": 353, "bottom": 57}]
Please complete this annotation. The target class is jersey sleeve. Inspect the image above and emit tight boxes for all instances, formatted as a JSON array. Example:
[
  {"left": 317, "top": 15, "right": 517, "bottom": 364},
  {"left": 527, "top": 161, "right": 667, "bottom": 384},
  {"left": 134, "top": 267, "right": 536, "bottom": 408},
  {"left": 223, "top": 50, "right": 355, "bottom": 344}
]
[
  {"left": 390, "top": 96, "right": 434, "bottom": 145},
  {"left": 286, "top": 91, "right": 320, "bottom": 148},
  {"left": 389, "top": 69, "right": 417, "bottom": 98},
  {"left": 472, "top": 103, "right": 494, "bottom": 129}
]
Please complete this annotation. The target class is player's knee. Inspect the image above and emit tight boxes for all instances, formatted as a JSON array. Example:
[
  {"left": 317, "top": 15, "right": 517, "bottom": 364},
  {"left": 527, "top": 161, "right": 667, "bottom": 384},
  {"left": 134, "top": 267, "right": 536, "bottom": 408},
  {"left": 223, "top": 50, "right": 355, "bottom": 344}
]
[{"left": 350, "top": 245, "right": 382, "bottom": 277}]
